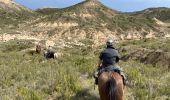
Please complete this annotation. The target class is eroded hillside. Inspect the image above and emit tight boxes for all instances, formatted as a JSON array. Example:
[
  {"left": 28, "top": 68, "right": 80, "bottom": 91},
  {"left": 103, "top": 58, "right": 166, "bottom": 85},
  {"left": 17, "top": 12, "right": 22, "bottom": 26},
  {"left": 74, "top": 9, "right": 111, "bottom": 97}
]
[{"left": 1, "top": 0, "right": 170, "bottom": 46}]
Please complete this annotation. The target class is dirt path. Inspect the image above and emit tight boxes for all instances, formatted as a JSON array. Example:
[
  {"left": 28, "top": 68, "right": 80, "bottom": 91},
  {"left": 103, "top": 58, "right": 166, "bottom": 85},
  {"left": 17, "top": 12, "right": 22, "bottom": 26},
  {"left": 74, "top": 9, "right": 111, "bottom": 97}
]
[{"left": 79, "top": 74, "right": 134, "bottom": 100}]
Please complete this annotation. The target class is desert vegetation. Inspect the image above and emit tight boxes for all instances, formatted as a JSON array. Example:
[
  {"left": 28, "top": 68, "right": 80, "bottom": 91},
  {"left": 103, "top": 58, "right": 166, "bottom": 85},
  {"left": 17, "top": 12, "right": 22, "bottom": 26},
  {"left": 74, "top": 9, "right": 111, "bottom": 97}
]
[
  {"left": 0, "top": 39, "right": 170, "bottom": 100},
  {"left": 0, "top": 0, "right": 170, "bottom": 99}
]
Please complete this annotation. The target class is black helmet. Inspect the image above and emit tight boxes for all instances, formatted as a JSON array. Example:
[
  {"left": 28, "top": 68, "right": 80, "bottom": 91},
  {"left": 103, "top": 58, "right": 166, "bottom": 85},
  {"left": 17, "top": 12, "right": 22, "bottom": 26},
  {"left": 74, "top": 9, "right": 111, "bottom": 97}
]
[{"left": 106, "top": 39, "right": 113, "bottom": 46}]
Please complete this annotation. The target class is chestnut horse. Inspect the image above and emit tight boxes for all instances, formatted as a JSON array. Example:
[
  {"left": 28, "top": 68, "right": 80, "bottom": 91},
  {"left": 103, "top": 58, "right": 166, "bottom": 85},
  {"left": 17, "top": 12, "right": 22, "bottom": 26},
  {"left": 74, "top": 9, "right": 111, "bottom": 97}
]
[
  {"left": 98, "top": 71, "right": 124, "bottom": 100},
  {"left": 36, "top": 44, "right": 41, "bottom": 54}
]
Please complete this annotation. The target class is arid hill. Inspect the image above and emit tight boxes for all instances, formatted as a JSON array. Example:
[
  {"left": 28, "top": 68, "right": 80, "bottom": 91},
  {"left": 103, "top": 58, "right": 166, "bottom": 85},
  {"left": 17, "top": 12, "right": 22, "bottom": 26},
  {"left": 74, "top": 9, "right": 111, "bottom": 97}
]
[{"left": 0, "top": 0, "right": 170, "bottom": 45}]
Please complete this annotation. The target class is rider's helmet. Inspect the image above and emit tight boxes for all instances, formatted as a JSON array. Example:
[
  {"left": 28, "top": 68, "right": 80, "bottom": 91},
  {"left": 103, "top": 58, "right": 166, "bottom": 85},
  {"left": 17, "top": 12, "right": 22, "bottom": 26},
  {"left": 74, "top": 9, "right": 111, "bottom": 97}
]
[{"left": 106, "top": 39, "right": 113, "bottom": 46}]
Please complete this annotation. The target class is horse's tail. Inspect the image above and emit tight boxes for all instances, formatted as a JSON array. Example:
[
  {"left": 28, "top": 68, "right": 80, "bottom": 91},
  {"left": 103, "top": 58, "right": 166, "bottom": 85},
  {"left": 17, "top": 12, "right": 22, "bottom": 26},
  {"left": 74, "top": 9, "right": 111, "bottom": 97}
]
[{"left": 108, "top": 73, "right": 117, "bottom": 100}]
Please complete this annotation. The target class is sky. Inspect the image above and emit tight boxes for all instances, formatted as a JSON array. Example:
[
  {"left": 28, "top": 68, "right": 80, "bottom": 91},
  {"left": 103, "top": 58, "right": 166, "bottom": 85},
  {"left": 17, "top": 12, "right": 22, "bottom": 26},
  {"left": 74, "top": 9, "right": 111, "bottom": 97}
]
[{"left": 15, "top": 0, "right": 170, "bottom": 12}]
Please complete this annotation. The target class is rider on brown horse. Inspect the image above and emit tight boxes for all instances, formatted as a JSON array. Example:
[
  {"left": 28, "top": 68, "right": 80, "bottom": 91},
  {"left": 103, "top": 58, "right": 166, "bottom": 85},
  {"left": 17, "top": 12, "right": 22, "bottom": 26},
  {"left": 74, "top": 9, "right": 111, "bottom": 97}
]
[
  {"left": 36, "top": 43, "right": 41, "bottom": 54},
  {"left": 94, "top": 39, "right": 126, "bottom": 86}
]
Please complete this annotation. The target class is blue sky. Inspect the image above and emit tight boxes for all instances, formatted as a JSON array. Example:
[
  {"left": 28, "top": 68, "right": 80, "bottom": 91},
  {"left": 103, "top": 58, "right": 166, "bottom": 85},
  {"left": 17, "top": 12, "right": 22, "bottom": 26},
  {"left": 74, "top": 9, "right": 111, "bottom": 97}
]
[{"left": 15, "top": 0, "right": 170, "bottom": 12}]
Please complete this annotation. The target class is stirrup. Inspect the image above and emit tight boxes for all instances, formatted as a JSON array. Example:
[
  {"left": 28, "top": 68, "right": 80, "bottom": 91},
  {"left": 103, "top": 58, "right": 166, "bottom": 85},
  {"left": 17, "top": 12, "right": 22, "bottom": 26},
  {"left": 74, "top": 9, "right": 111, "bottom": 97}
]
[
  {"left": 95, "top": 77, "right": 98, "bottom": 85},
  {"left": 93, "top": 71, "right": 98, "bottom": 78},
  {"left": 121, "top": 75, "right": 126, "bottom": 86}
]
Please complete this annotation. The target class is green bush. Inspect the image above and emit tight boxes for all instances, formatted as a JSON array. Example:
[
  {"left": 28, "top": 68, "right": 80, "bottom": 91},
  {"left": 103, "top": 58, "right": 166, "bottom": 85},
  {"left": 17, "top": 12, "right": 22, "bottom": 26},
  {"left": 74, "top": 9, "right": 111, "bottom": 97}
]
[{"left": 121, "top": 60, "right": 170, "bottom": 100}]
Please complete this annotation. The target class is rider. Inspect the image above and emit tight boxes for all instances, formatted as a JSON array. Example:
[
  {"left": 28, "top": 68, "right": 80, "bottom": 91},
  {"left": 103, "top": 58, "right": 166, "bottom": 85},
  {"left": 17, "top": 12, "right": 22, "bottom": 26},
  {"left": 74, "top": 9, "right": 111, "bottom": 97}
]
[
  {"left": 94, "top": 39, "right": 126, "bottom": 85},
  {"left": 46, "top": 45, "right": 54, "bottom": 58},
  {"left": 47, "top": 45, "right": 53, "bottom": 53},
  {"left": 36, "top": 43, "right": 41, "bottom": 54}
]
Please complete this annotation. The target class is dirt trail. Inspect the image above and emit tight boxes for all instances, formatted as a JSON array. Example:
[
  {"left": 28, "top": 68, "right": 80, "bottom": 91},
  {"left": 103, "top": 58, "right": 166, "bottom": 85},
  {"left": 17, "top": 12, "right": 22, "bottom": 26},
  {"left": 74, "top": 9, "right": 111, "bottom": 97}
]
[
  {"left": 79, "top": 74, "right": 100, "bottom": 99},
  {"left": 79, "top": 74, "right": 134, "bottom": 100},
  {"left": 153, "top": 18, "right": 170, "bottom": 27}
]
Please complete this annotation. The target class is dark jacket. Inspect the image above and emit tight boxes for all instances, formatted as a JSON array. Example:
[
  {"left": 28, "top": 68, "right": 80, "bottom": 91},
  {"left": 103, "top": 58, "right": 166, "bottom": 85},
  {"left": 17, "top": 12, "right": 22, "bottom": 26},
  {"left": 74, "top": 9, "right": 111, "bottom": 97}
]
[{"left": 99, "top": 46, "right": 120, "bottom": 67}]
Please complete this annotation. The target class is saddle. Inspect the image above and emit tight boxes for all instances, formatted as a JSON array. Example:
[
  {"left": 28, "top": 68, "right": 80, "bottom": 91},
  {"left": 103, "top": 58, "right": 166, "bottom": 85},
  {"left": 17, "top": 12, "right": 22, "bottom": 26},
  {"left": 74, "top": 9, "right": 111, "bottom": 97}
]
[
  {"left": 94, "top": 65, "right": 124, "bottom": 85},
  {"left": 98, "top": 65, "right": 121, "bottom": 76}
]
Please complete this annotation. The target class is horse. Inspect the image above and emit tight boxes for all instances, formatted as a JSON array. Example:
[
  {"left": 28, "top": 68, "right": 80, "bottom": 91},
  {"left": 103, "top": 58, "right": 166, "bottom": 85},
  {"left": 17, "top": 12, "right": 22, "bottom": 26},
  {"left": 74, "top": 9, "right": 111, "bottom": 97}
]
[
  {"left": 54, "top": 52, "right": 58, "bottom": 59},
  {"left": 36, "top": 44, "right": 41, "bottom": 54},
  {"left": 98, "top": 71, "right": 124, "bottom": 100}
]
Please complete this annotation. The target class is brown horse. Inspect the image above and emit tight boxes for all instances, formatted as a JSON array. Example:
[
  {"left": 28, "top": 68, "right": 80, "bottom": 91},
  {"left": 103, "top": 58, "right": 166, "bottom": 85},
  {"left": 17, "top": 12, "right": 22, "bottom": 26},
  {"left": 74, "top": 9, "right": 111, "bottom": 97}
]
[
  {"left": 98, "top": 71, "right": 124, "bottom": 100},
  {"left": 36, "top": 44, "right": 41, "bottom": 54}
]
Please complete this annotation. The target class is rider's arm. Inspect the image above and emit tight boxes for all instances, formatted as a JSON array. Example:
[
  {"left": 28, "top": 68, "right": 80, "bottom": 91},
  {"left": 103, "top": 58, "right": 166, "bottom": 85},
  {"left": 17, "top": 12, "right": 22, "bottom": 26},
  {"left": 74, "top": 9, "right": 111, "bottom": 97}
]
[
  {"left": 115, "top": 49, "right": 120, "bottom": 63},
  {"left": 97, "top": 52, "right": 103, "bottom": 68}
]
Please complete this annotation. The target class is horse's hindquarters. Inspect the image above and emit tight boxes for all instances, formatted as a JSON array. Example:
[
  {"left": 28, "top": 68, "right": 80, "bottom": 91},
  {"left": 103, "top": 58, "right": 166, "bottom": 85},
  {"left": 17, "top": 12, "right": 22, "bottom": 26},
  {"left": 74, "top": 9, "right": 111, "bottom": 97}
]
[
  {"left": 98, "top": 72, "right": 124, "bottom": 100},
  {"left": 98, "top": 72, "right": 111, "bottom": 100},
  {"left": 113, "top": 72, "right": 124, "bottom": 100}
]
